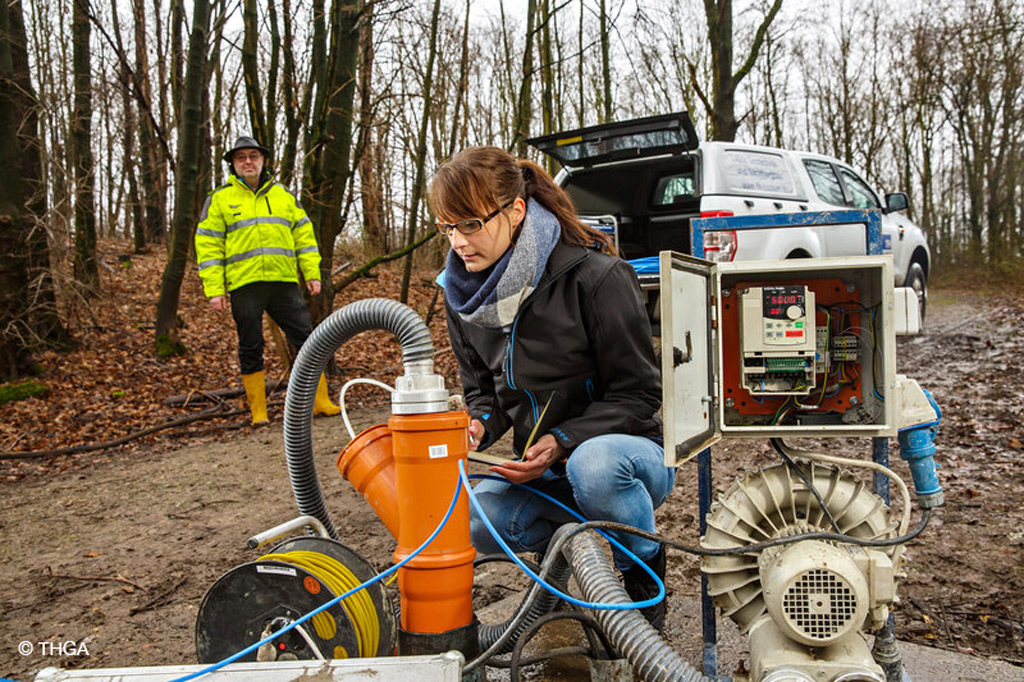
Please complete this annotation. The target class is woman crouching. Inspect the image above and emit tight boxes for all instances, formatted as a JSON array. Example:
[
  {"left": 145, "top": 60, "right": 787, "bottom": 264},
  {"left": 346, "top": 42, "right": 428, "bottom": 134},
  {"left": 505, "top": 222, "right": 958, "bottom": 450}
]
[{"left": 430, "top": 145, "right": 675, "bottom": 629}]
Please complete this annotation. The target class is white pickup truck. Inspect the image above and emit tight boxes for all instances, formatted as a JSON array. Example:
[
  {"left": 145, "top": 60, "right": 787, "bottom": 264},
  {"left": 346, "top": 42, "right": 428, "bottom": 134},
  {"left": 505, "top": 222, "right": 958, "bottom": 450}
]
[{"left": 528, "top": 112, "right": 931, "bottom": 320}]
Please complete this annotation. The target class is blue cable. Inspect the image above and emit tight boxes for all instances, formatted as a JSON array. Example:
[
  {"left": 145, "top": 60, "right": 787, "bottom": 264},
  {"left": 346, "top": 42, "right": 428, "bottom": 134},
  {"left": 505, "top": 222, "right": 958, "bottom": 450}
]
[
  {"left": 458, "top": 461, "right": 664, "bottom": 610},
  {"left": 167, "top": 476, "right": 464, "bottom": 682}
]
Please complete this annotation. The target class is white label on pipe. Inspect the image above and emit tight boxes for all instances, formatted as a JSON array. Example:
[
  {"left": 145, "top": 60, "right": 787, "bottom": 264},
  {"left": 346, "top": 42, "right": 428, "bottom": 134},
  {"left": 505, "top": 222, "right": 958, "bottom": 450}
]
[{"left": 428, "top": 444, "right": 449, "bottom": 459}]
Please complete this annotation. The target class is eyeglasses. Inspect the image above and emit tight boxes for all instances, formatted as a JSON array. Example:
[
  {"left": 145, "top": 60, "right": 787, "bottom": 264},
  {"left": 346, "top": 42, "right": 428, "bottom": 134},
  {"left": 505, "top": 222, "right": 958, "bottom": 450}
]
[{"left": 435, "top": 199, "right": 515, "bottom": 237}]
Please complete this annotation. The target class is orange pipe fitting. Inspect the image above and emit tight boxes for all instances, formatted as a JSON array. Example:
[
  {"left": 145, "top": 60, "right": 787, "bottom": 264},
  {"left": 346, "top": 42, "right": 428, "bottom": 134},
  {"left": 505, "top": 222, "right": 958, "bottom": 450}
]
[
  {"left": 337, "top": 424, "right": 400, "bottom": 538},
  {"left": 337, "top": 411, "right": 475, "bottom": 635}
]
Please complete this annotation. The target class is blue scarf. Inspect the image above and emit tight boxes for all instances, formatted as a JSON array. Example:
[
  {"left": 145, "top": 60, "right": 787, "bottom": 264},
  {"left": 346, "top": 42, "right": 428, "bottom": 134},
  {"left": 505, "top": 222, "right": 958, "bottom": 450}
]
[{"left": 445, "top": 199, "right": 561, "bottom": 329}]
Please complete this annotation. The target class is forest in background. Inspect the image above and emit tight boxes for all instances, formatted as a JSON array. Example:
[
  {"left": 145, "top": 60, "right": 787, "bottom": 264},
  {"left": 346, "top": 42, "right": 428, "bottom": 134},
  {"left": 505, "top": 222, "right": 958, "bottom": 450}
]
[{"left": 2, "top": 0, "right": 1023, "bottom": 382}]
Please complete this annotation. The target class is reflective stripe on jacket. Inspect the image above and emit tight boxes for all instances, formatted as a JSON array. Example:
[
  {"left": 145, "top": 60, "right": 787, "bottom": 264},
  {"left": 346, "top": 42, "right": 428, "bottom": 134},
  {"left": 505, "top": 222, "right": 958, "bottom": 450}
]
[{"left": 194, "top": 174, "right": 321, "bottom": 297}]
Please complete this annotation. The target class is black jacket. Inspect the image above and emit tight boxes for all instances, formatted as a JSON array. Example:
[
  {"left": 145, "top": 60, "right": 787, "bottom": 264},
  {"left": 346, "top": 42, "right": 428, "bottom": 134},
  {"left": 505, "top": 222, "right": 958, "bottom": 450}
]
[{"left": 445, "top": 242, "right": 662, "bottom": 456}]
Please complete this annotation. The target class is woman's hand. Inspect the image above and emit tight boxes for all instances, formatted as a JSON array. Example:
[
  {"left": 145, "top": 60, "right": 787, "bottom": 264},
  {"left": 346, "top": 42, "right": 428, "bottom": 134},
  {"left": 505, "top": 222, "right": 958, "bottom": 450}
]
[
  {"left": 468, "top": 419, "right": 486, "bottom": 451},
  {"left": 490, "top": 434, "right": 566, "bottom": 484}
]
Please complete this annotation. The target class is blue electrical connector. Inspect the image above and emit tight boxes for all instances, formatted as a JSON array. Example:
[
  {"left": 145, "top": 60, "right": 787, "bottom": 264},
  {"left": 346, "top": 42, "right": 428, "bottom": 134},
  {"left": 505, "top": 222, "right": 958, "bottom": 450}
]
[{"left": 898, "top": 388, "right": 943, "bottom": 508}]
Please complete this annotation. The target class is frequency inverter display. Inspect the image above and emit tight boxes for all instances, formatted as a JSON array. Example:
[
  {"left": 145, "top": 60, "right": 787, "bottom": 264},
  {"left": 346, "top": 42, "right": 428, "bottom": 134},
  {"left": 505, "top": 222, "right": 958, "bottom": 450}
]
[{"left": 740, "top": 286, "right": 817, "bottom": 395}]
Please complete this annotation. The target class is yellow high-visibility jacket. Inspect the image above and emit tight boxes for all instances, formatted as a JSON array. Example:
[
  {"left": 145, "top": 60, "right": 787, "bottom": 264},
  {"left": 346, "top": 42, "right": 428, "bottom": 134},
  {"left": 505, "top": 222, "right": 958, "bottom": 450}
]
[{"left": 194, "top": 173, "right": 321, "bottom": 298}]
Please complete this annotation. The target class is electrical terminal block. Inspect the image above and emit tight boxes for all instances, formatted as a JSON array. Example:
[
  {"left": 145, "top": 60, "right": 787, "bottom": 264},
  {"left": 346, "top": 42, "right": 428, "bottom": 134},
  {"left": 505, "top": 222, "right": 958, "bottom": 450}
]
[{"left": 831, "top": 334, "right": 860, "bottom": 362}]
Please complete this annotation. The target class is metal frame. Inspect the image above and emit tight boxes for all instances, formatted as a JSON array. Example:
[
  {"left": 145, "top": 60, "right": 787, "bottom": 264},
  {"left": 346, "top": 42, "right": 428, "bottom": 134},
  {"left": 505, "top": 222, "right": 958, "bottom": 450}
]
[
  {"left": 688, "top": 208, "right": 889, "bottom": 679},
  {"left": 690, "top": 208, "right": 883, "bottom": 259}
]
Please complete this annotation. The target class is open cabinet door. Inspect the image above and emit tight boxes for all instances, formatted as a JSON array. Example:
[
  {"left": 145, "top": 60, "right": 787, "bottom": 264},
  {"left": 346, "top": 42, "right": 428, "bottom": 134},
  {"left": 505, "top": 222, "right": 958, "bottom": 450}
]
[{"left": 659, "top": 251, "right": 720, "bottom": 466}]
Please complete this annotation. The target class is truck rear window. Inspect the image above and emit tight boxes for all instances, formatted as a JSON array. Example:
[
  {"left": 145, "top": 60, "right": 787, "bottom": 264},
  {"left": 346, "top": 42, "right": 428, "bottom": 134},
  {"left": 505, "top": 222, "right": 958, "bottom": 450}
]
[{"left": 563, "top": 166, "right": 645, "bottom": 214}]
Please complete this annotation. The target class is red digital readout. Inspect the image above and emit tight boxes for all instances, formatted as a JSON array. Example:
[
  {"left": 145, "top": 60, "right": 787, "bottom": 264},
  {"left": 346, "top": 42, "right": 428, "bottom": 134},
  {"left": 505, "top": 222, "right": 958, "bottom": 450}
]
[{"left": 762, "top": 288, "right": 804, "bottom": 319}]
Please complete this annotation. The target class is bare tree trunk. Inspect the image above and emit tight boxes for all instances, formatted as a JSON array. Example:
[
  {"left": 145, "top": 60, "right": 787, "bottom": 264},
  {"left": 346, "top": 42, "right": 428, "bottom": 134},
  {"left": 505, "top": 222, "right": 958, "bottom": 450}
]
[
  {"left": 10, "top": 0, "right": 67, "bottom": 346},
  {"left": 399, "top": 0, "right": 443, "bottom": 303},
  {"left": 242, "top": 0, "right": 268, "bottom": 143},
  {"left": 702, "top": 0, "right": 783, "bottom": 141},
  {"left": 154, "top": 0, "right": 168, "bottom": 136},
  {"left": 577, "top": 0, "right": 585, "bottom": 128},
  {"left": 104, "top": 59, "right": 118, "bottom": 238},
  {"left": 72, "top": 0, "right": 98, "bottom": 293},
  {"left": 209, "top": 0, "right": 228, "bottom": 186},
  {"left": 0, "top": 0, "right": 35, "bottom": 379},
  {"left": 598, "top": 0, "right": 611, "bottom": 123},
  {"left": 300, "top": 0, "right": 328, "bottom": 211},
  {"left": 109, "top": 0, "right": 145, "bottom": 251},
  {"left": 155, "top": 0, "right": 212, "bottom": 344},
  {"left": 171, "top": 0, "right": 185, "bottom": 132},
  {"left": 539, "top": 0, "right": 556, "bottom": 174},
  {"left": 279, "top": 0, "right": 300, "bottom": 184},
  {"left": 512, "top": 0, "right": 538, "bottom": 155},
  {"left": 356, "top": 1, "right": 386, "bottom": 257},
  {"left": 761, "top": 32, "right": 784, "bottom": 147},
  {"left": 447, "top": 0, "right": 471, "bottom": 157},
  {"left": 266, "top": 0, "right": 281, "bottom": 148},
  {"left": 134, "top": 0, "right": 167, "bottom": 244},
  {"left": 308, "top": 0, "right": 361, "bottom": 324}
]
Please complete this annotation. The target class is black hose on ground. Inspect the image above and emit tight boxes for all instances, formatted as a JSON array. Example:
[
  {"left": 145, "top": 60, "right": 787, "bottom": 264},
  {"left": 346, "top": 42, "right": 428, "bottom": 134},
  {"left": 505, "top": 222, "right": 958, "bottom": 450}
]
[{"left": 476, "top": 554, "right": 571, "bottom": 655}]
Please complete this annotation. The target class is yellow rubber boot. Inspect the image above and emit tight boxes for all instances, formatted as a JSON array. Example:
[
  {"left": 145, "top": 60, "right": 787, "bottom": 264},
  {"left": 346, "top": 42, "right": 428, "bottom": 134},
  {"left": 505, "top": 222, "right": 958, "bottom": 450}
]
[
  {"left": 313, "top": 373, "right": 341, "bottom": 417},
  {"left": 242, "top": 371, "right": 270, "bottom": 426}
]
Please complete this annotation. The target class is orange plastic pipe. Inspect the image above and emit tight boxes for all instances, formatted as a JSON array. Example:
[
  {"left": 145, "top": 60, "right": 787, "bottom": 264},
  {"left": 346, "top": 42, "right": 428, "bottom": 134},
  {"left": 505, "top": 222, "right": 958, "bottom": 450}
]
[
  {"left": 337, "top": 411, "right": 475, "bottom": 635},
  {"left": 390, "top": 411, "right": 475, "bottom": 634}
]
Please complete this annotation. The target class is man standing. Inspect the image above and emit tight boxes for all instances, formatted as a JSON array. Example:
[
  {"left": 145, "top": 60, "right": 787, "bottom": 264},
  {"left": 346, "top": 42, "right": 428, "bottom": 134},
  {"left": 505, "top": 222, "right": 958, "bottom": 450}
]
[{"left": 194, "top": 136, "right": 339, "bottom": 425}]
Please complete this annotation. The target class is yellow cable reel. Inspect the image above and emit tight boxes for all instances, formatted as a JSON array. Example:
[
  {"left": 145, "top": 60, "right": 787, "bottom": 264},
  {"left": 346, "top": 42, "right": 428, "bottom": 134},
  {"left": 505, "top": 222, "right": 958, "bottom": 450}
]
[
  {"left": 195, "top": 536, "right": 397, "bottom": 664},
  {"left": 260, "top": 550, "right": 378, "bottom": 657}
]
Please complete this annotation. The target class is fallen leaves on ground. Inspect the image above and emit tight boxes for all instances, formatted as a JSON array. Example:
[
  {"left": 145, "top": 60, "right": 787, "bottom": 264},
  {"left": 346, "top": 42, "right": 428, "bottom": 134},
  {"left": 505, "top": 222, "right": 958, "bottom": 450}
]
[{"left": 0, "top": 239, "right": 458, "bottom": 477}]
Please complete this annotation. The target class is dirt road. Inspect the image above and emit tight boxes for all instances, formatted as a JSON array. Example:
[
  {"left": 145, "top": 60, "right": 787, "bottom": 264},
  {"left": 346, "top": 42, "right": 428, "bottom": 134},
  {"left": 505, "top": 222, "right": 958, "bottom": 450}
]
[{"left": 1, "top": 287, "right": 1021, "bottom": 680}]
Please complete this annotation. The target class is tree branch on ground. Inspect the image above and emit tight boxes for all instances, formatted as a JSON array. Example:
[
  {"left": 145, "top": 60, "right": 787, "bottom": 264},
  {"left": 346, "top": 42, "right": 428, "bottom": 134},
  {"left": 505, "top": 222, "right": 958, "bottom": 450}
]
[{"left": 0, "top": 405, "right": 246, "bottom": 460}]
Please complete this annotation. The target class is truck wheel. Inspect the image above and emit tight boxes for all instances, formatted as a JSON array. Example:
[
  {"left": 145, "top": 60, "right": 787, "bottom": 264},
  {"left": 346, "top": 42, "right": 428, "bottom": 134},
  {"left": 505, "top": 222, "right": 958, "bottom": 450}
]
[{"left": 905, "top": 262, "right": 927, "bottom": 323}]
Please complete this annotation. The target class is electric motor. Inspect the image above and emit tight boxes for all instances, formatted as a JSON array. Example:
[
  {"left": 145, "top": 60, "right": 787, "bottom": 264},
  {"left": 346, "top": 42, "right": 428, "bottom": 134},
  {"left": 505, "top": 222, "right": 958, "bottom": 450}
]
[
  {"left": 759, "top": 540, "right": 869, "bottom": 647},
  {"left": 701, "top": 460, "right": 903, "bottom": 638},
  {"left": 701, "top": 461, "right": 903, "bottom": 681}
]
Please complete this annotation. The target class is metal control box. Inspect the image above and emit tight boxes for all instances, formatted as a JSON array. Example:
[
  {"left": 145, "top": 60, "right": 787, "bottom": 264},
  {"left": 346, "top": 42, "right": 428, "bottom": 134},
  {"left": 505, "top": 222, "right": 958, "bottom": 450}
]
[{"left": 659, "top": 252, "right": 897, "bottom": 466}]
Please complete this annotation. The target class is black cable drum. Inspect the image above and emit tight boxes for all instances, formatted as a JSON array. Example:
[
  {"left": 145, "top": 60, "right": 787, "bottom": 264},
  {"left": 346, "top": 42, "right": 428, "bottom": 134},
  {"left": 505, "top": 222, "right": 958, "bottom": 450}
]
[
  {"left": 272, "top": 536, "right": 397, "bottom": 656},
  {"left": 195, "top": 537, "right": 397, "bottom": 663}
]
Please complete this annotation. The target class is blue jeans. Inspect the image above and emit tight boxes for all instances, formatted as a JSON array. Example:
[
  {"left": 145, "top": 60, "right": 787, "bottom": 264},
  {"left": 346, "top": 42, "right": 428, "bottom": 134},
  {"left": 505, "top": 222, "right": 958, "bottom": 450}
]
[{"left": 468, "top": 434, "right": 675, "bottom": 572}]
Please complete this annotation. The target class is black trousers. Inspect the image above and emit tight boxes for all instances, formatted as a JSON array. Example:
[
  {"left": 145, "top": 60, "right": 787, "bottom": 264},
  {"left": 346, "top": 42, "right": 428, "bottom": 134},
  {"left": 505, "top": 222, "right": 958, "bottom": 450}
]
[{"left": 229, "top": 281, "right": 313, "bottom": 374}]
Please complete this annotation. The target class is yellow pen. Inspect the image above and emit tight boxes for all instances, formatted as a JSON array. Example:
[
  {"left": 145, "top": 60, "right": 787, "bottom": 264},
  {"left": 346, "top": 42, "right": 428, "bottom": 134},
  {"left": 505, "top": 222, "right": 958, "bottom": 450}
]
[{"left": 520, "top": 393, "right": 554, "bottom": 460}]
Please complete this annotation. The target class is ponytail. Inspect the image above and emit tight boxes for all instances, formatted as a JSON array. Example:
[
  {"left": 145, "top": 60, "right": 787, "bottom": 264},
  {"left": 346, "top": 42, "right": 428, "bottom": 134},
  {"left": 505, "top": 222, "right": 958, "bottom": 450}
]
[{"left": 517, "top": 159, "right": 615, "bottom": 254}]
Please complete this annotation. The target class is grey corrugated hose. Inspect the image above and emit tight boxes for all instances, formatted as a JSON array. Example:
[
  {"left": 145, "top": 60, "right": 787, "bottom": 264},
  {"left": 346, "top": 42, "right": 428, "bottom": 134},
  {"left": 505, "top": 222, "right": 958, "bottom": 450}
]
[
  {"left": 283, "top": 298, "right": 435, "bottom": 539},
  {"left": 563, "top": 528, "right": 713, "bottom": 682}
]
